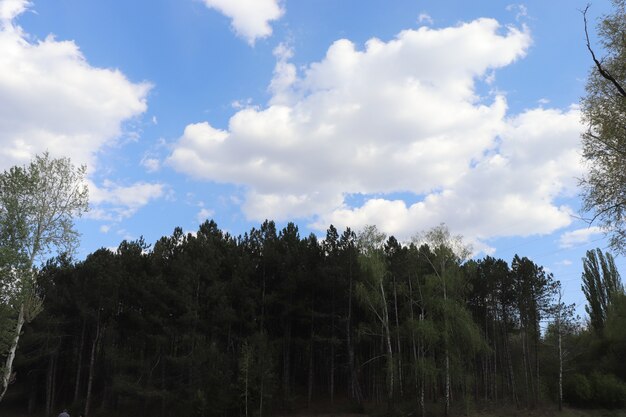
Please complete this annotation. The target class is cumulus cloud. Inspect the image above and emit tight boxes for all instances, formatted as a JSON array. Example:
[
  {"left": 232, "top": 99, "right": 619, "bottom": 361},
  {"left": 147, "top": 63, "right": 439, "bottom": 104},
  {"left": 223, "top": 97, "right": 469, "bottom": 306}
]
[
  {"left": 168, "top": 18, "right": 584, "bottom": 244},
  {"left": 87, "top": 180, "right": 166, "bottom": 221},
  {"left": 0, "top": 0, "right": 29, "bottom": 24},
  {"left": 0, "top": 0, "right": 150, "bottom": 171},
  {"left": 559, "top": 226, "right": 604, "bottom": 249},
  {"left": 202, "top": 0, "right": 284, "bottom": 44}
]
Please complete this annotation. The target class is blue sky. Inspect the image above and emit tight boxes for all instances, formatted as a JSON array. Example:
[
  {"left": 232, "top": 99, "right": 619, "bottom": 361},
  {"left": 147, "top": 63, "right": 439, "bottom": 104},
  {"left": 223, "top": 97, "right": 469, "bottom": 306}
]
[{"left": 1, "top": 0, "right": 623, "bottom": 312}]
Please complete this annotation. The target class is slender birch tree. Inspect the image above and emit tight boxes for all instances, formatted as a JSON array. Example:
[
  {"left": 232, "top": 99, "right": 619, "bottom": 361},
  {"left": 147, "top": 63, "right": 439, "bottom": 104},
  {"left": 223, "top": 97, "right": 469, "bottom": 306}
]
[{"left": 0, "top": 153, "right": 88, "bottom": 402}]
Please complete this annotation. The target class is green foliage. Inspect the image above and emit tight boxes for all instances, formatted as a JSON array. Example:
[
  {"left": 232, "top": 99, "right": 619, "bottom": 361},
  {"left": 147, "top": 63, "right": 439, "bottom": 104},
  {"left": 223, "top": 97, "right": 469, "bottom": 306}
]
[
  {"left": 564, "top": 372, "right": 626, "bottom": 409},
  {"left": 0, "top": 153, "right": 87, "bottom": 403},
  {"left": 582, "top": 248, "right": 624, "bottom": 334},
  {"left": 590, "top": 372, "right": 626, "bottom": 408},
  {"left": 564, "top": 373, "right": 593, "bottom": 406},
  {"left": 603, "top": 294, "right": 626, "bottom": 379},
  {"left": 580, "top": 0, "right": 626, "bottom": 253},
  {"left": 238, "top": 333, "right": 276, "bottom": 417}
]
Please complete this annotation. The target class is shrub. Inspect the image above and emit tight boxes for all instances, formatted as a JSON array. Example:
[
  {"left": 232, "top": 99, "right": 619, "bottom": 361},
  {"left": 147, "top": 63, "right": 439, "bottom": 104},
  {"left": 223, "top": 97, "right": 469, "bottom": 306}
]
[
  {"left": 564, "top": 373, "right": 593, "bottom": 406},
  {"left": 590, "top": 372, "right": 626, "bottom": 409}
]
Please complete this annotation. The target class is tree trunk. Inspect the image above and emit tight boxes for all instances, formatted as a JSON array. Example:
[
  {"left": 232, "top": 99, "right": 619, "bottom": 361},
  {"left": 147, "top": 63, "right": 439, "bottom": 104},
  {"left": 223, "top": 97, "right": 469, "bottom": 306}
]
[
  {"left": 283, "top": 322, "right": 292, "bottom": 407},
  {"left": 28, "top": 371, "right": 37, "bottom": 414},
  {"left": 259, "top": 349, "right": 265, "bottom": 417},
  {"left": 393, "top": 274, "right": 403, "bottom": 397},
  {"left": 308, "top": 308, "right": 314, "bottom": 408},
  {"left": 493, "top": 310, "right": 498, "bottom": 403},
  {"left": 380, "top": 278, "right": 394, "bottom": 413},
  {"left": 243, "top": 347, "right": 249, "bottom": 417},
  {"left": 534, "top": 319, "right": 540, "bottom": 407},
  {"left": 74, "top": 318, "right": 87, "bottom": 402},
  {"left": 505, "top": 333, "right": 518, "bottom": 407},
  {"left": 330, "top": 335, "right": 335, "bottom": 405},
  {"left": 45, "top": 353, "right": 55, "bottom": 417},
  {"left": 443, "top": 280, "right": 450, "bottom": 417},
  {"left": 445, "top": 352, "right": 450, "bottom": 417},
  {"left": 0, "top": 303, "right": 25, "bottom": 403},
  {"left": 521, "top": 328, "right": 530, "bottom": 407},
  {"left": 346, "top": 258, "right": 362, "bottom": 405},
  {"left": 408, "top": 277, "right": 425, "bottom": 417},
  {"left": 85, "top": 316, "right": 101, "bottom": 417}
]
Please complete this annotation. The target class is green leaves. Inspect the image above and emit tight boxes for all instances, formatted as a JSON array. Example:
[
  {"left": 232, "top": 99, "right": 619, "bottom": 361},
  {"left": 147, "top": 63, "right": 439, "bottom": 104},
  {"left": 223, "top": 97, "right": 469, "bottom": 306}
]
[
  {"left": 0, "top": 153, "right": 88, "bottom": 403},
  {"left": 580, "top": 1, "right": 626, "bottom": 253},
  {"left": 581, "top": 248, "right": 624, "bottom": 334}
]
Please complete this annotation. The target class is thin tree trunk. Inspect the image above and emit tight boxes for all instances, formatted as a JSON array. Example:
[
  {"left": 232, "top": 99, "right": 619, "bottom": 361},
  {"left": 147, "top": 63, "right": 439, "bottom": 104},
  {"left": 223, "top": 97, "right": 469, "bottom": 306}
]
[
  {"left": 283, "top": 322, "right": 292, "bottom": 406},
  {"left": 28, "top": 371, "right": 37, "bottom": 414},
  {"left": 521, "top": 328, "right": 530, "bottom": 406},
  {"left": 259, "top": 347, "right": 265, "bottom": 417},
  {"left": 45, "top": 354, "right": 54, "bottom": 417},
  {"left": 380, "top": 278, "right": 394, "bottom": 412},
  {"left": 409, "top": 276, "right": 426, "bottom": 417},
  {"left": 308, "top": 306, "right": 314, "bottom": 408},
  {"left": 445, "top": 352, "right": 450, "bottom": 417},
  {"left": 0, "top": 304, "right": 25, "bottom": 403},
  {"left": 51, "top": 354, "right": 58, "bottom": 416},
  {"left": 330, "top": 332, "right": 335, "bottom": 405},
  {"left": 85, "top": 315, "right": 101, "bottom": 417},
  {"left": 161, "top": 358, "right": 166, "bottom": 417},
  {"left": 74, "top": 318, "right": 87, "bottom": 402},
  {"left": 393, "top": 274, "right": 403, "bottom": 397},
  {"left": 534, "top": 319, "right": 540, "bottom": 407},
  {"left": 243, "top": 346, "right": 249, "bottom": 417},
  {"left": 346, "top": 255, "right": 362, "bottom": 405},
  {"left": 505, "top": 332, "right": 518, "bottom": 407},
  {"left": 493, "top": 309, "right": 498, "bottom": 403}
]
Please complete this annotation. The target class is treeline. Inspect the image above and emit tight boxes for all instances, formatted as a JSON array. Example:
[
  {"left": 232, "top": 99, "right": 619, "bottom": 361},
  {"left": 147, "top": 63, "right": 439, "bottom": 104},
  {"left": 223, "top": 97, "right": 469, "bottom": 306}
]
[{"left": 4, "top": 221, "right": 626, "bottom": 416}]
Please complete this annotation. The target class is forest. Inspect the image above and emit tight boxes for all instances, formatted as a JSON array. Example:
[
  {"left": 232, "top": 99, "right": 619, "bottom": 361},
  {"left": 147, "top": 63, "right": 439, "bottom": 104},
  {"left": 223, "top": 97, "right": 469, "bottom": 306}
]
[{"left": 1, "top": 220, "right": 625, "bottom": 417}]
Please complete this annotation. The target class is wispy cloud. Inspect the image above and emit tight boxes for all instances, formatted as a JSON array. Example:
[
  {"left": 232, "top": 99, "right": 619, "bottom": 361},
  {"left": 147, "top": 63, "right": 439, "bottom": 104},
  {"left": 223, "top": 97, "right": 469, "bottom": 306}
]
[
  {"left": 87, "top": 180, "right": 166, "bottom": 222},
  {"left": 559, "top": 226, "right": 604, "bottom": 248},
  {"left": 418, "top": 13, "right": 434, "bottom": 25}
]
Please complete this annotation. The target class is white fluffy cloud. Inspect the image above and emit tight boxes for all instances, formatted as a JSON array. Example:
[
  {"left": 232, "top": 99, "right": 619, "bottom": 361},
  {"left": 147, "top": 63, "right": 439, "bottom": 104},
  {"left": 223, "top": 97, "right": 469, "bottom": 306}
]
[
  {"left": 0, "top": 0, "right": 151, "bottom": 171},
  {"left": 169, "top": 18, "right": 584, "bottom": 243},
  {"left": 202, "top": 0, "right": 284, "bottom": 44},
  {"left": 0, "top": 1, "right": 167, "bottom": 221},
  {"left": 0, "top": 0, "right": 28, "bottom": 23},
  {"left": 559, "top": 226, "right": 604, "bottom": 249}
]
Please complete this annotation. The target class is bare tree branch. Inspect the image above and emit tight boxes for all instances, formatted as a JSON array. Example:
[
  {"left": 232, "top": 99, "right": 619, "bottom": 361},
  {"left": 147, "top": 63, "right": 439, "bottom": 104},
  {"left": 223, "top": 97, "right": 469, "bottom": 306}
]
[{"left": 583, "top": 4, "right": 626, "bottom": 97}]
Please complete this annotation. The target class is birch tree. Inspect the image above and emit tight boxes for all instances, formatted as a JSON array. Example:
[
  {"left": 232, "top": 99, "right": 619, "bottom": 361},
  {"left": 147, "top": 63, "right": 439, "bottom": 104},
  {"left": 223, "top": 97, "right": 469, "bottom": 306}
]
[
  {"left": 0, "top": 153, "right": 88, "bottom": 402},
  {"left": 355, "top": 225, "right": 395, "bottom": 412},
  {"left": 413, "top": 224, "right": 477, "bottom": 417}
]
